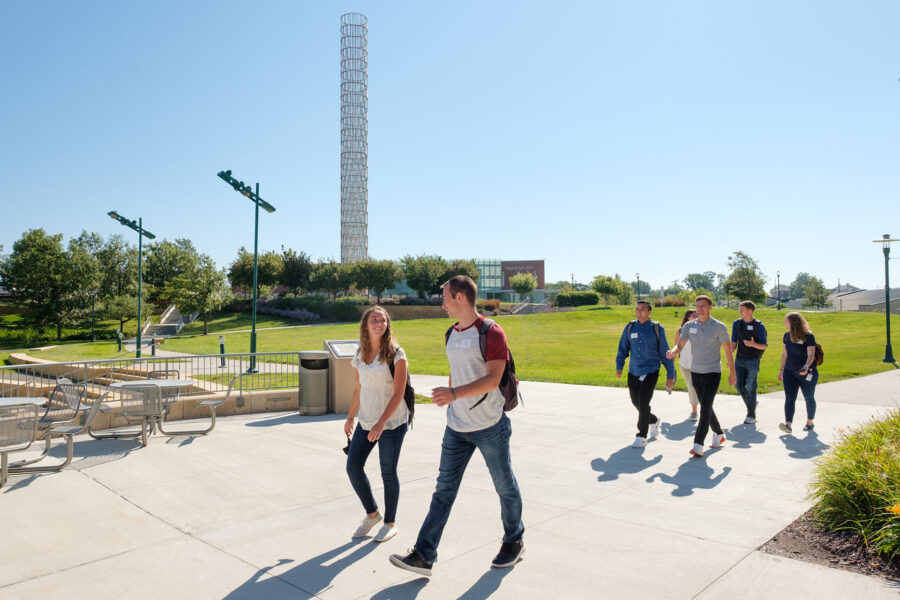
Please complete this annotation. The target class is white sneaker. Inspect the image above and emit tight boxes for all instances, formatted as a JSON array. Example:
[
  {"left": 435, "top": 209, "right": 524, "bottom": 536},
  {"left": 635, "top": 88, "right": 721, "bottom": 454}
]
[
  {"left": 373, "top": 524, "right": 398, "bottom": 543},
  {"left": 689, "top": 443, "right": 704, "bottom": 457},
  {"left": 710, "top": 432, "right": 726, "bottom": 448},
  {"left": 631, "top": 436, "right": 647, "bottom": 448},
  {"left": 352, "top": 513, "right": 382, "bottom": 538},
  {"left": 649, "top": 421, "right": 660, "bottom": 439},
  {"left": 743, "top": 417, "right": 756, "bottom": 424}
]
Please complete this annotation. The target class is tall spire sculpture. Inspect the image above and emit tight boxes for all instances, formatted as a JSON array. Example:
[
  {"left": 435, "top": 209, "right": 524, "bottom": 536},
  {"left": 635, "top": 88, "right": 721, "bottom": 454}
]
[{"left": 340, "top": 12, "right": 368, "bottom": 263}]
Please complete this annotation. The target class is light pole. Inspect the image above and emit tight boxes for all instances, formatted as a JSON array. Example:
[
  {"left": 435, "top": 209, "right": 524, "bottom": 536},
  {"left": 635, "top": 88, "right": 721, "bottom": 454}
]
[
  {"left": 108, "top": 211, "right": 155, "bottom": 358},
  {"left": 776, "top": 271, "right": 781, "bottom": 310},
  {"left": 636, "top": 273, "right": 640, "bottom": 301},
  {"left": 873, "top": 234, "right": 897, "bottom": 363},
  {"left": 217, "top": 170, "right": 276, "bottom": 373},
  {"left": 90, "top": 289, "right": 98, "bottom": 342}
]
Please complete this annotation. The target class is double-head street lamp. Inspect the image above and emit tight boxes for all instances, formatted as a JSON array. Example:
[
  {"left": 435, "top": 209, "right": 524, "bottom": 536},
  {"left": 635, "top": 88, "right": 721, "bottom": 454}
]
[
  {"left": 217, "top": 170, "right": 276, "bottom": 373},
  {"left": 873, "top": 234, "right": 897, "bottom": 363},
  {"left": 108, "top": 211, "right": 155, "bottom": 358}
]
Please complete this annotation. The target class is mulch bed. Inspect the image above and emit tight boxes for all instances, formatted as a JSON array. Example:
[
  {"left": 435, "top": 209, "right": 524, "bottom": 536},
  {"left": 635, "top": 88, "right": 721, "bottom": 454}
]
[{"left": 760, "top": 509, "right": 899, "bottom": 582}]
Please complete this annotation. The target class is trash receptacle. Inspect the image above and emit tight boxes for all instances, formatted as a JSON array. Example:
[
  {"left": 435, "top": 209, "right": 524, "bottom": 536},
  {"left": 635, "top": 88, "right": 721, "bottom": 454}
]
[
  {"left": 299, "top": 351, "right": 329, "bottom": 415},
  {"left": 324, "top": 340, "right": 360, "bottom": 414}
]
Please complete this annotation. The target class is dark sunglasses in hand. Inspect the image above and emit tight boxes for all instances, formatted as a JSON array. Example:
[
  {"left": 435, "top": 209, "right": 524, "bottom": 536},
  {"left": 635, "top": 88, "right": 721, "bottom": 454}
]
[{"left": 342, "top": 434, "right": 351, "bottom": 455}]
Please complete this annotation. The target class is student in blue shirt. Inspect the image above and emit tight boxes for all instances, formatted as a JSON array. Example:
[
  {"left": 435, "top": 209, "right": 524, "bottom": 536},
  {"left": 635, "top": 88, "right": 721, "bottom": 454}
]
[
  {"left": 731, "top": 300, "right": 768, "bottom": 424},
  {"left": 616, "top": 300, "right": 676, "bottom": 448},
  {"left": 778, "top": 312, "right": 819, "bottom": 434}
]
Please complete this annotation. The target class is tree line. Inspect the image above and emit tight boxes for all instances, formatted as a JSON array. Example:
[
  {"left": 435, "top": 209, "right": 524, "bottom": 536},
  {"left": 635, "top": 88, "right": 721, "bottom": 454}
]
[
  {"left": 0, "top": 228, "right": 489, "bottom": 339},
  {"left": 552, "top": 251, "right": 831, "bottom": 309}
]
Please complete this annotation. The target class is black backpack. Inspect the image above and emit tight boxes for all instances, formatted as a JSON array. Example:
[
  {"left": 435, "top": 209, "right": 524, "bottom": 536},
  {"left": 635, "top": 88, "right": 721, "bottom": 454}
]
[
  {"left": 444, "top": 318, "right": 521, "bottom": 411},
  {"left": 387, "top": 355, "right": 417, "bottom": 429}
]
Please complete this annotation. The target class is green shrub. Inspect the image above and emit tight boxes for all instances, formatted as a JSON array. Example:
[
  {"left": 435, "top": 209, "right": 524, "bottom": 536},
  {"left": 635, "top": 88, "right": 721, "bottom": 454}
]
[
  {"left": 556, "top": 291, "right": 600, "bottom": 306},
  {"left": 808, "top": 409, "right": 900, "bottom": 561},
  {"left": 331, "top": 298, "right": 363, "bottom": 322}
]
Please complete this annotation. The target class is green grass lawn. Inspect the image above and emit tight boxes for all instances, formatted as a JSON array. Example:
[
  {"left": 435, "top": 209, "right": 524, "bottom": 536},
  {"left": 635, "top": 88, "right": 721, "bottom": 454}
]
[{"left": 5, "top": 306, "right": 897, "bottom": 394}]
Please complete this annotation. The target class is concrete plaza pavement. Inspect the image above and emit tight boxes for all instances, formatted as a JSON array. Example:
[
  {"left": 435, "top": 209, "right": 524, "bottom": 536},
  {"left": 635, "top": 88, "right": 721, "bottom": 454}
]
[{"left": 1, "top": 370, "right": 898, "bottom": 599}]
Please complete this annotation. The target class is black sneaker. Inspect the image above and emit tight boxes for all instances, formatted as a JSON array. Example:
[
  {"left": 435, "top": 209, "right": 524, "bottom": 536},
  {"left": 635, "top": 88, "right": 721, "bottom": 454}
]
[
  {"left": 389, "top": 549, "right": 433, "bottom": 577},
  {"left": 491, "top": 541, "right": 525, "bottom": 568},
  {"left": 803, "top": 423, "right": 815, "bottom": 431}
]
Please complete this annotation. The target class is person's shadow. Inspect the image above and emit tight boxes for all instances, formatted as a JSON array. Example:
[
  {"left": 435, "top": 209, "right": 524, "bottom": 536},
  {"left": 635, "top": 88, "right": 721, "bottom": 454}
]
[
  {"left": 646, "top": 459, "right": 732, "bottom": 497},
  {"left": 728, "top": 423, "right": 767, "bottom": 449},
  {"left": 369, "top": 577, "right": 430, "bottom": 599},
  {"left": 591, "top": 445, "right": 663, "bottom": 482},
  {"left": 780, "top": 430, "right": 830, "bottom": 459},
  {"left": 224, "top": 539, "right": 380, "bottom": 598},
  {"left": 660, "top": 419, "right": 696, "bottom": 442},
  {"left": 456, "top": 566, "right": 515, "bottom": 599}
]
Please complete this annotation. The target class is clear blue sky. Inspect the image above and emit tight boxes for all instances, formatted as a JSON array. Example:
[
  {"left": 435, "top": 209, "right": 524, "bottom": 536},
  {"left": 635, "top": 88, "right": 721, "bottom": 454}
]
[{"left": 2, "top": 1, "right": 898, "bottom": 291}]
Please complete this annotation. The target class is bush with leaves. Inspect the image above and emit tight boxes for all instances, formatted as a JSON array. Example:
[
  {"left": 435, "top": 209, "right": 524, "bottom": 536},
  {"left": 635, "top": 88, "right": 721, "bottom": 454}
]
[{"left": 555, "top": 291, "right": 600, "bottom": 306}]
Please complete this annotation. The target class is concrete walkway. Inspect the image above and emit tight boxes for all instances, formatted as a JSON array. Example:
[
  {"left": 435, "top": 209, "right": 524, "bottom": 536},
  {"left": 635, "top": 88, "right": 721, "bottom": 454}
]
[{"left": 1, "top": 370, "right": 898, "bottom": 599}]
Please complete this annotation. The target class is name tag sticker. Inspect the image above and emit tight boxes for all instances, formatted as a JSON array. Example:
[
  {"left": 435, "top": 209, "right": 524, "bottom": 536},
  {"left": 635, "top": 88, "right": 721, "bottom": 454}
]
[
  {"left": 747, "top": 325, "right": 753, "bottom": 330},
  {"left": 460, "top": 339, "right": 473, "bottom": 349},
  {"left": 630, "top": 333, "right": 639, "bottom": 339},
  {"left": 690, "top": 328, "right": 698, "bottom": 334}
]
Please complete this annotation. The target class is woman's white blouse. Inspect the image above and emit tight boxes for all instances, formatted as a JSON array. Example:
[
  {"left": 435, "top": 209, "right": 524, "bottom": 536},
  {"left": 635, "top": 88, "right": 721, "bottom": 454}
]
[{"left": 351, "top": 347, "right": 409, "bottom": 430}]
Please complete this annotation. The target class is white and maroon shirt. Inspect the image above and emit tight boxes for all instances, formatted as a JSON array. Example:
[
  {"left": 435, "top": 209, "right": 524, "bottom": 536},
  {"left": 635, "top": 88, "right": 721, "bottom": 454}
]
[{"left": 446, "top": 316, "right": 509, "bottom": 433}]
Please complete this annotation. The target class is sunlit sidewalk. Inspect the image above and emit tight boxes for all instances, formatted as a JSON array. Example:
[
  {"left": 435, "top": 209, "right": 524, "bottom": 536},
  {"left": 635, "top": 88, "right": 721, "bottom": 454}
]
[{"left": 1, "top": 371, "right": 898, "bottom": 599}]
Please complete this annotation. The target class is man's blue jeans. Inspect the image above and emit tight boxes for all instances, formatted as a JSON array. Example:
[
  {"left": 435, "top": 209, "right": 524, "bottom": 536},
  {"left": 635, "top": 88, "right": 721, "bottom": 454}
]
[
  {"left": 414, "top": 414, "right": 524, "bottom": 563},
  {"left": 734, "top": 357, "right": 760, "bottom": 419}
]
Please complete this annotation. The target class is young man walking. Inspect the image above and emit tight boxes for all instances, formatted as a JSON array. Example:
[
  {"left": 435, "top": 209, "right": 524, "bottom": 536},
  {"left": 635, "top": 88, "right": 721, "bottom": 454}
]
[
  {"left": 615, "top": 300, "right": 676, "bottom": 448},
  {"left": 667, "top": 295, "right": 736, "bottom": 457},
  {"left": 390, "top": 275, "right": 524, "bottom": 577},
  {"left": 731, "top": 300, "right": 767, "bottom": 424}
]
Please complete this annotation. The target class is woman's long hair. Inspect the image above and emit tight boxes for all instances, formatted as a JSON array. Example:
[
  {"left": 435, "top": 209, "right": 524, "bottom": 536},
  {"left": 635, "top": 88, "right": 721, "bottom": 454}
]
[
  {"left": 785, "top": 312, "right": 812, "bottom": 344},
  {"left": 680, "top": 309, "right": 698, "bottom": 329},
  {"left": 358, "top": 306, "right": 397, "bottom": 365}
]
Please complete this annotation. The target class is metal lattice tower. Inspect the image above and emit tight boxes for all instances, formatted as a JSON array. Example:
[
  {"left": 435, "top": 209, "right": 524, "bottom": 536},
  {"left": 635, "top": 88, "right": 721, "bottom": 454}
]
[{"left": 340, "top": 12, "right": 368, "bottom": 263}]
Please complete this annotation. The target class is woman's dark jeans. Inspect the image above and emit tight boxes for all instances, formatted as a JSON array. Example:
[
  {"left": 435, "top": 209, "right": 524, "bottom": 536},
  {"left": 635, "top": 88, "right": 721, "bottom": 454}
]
[
  {"left": 346, "top": 422, "right": 407, "bottom": 523},
  {"left": 782, "top": 368, "right": 818, "bottom": 423}
]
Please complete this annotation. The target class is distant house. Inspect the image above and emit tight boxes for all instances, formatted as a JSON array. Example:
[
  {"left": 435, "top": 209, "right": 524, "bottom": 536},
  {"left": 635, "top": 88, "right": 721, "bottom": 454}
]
[
  {"left": 0, "top": 287, "right": 10, "bottom": 298},
  {"left": 828, "top": 288, "right": 900, "bottom": 313}
]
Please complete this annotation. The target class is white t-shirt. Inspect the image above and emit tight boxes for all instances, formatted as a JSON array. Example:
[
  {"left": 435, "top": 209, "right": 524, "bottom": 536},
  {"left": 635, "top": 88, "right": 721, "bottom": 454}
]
[
  {"left": 351, "top": 346, "right": 409, "bottom": 431},
  {"left": 446, "top": 318, "right": 507, "bottom": 433}
]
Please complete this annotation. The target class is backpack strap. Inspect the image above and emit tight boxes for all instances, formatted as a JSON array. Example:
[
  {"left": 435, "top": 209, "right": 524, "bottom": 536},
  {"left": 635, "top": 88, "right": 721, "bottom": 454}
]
[{"left": 469, "top": 318, "right": 497, "bottom": 410}]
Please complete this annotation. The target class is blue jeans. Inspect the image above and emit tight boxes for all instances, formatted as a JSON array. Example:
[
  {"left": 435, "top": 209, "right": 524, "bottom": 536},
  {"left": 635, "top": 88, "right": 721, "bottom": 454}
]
[
  {"left": 414, "top": 414, "right": 524, "bottom": 563},
  {"left": 346, "top": 422, "right": 407, "bottom": 524},
  {"left": 734, "top": 357, "right": 760, "bottom": 418},
  {"left": 782, "top": 368, "right": 818, "bottom": 423}
]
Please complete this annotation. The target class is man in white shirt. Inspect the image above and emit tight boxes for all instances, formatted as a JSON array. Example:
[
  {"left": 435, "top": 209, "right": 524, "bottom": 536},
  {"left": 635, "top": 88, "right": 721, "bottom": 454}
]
[{"left": 390, "top": 275, "right": 524, "bottom": 576}]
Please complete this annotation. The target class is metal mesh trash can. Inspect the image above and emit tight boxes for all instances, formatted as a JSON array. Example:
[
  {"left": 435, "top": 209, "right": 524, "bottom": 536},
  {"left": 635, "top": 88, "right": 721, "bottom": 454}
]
[{"left": 299, "top": 351, "right": 329, "bottom": 415}]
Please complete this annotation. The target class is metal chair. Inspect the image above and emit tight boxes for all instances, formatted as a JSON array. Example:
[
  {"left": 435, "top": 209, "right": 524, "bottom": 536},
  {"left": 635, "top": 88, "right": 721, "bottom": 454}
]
[
  {"left": 148, "top": 369, "right": 181, "bottom": 414},
  {"left": 8, "top": 392, "right": 110, "bottom": 477},
  {"left": 89, "top": 384, "right": 164, "bottom": 447},
  {"left": 0, "top": 403, "right": 39, "bottom": 488},
  {"left": 15, "top": 378, "right": 90, "bottom": 468}
]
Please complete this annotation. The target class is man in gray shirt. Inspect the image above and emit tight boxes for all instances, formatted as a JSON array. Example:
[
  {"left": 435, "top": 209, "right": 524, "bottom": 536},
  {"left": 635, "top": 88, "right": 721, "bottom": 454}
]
[{"left": 667, "top": 295, "right": 736, "bottom": 457}]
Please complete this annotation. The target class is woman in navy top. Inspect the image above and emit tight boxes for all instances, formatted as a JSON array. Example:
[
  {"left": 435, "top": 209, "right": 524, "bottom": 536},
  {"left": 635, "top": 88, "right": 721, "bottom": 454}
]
[{"left": 777, "top": 312, "right": 818, "bottom": 435}]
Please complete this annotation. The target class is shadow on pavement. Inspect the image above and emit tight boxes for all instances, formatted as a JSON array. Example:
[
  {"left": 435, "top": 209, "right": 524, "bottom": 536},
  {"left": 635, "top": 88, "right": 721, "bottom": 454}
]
[
  {"left": 728, "top": 423, "right": 768, "bottom": 449},
  {"left": 225, "top": 539, "right": 380, "bottom": 599},
  {"left": 369, "top": 577, "right": 430, "bottom": 599},
  {"left": 660, "top": 418, "right": 697, "bottom": 442},
  {"left": 591, "top": 445, "right": 663, "bottom": 482},
  {"left": 779, "top": 430, "right": 830, "bottom": 459},
  {"left": 646, "top": 459, "right": 732, "bottom": 497},
  {"left": 456, "top": 566, "right": 515, "bottom": 599},
  {"left": 245, "top": 413, "right": 346, "bottom": 428}
]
